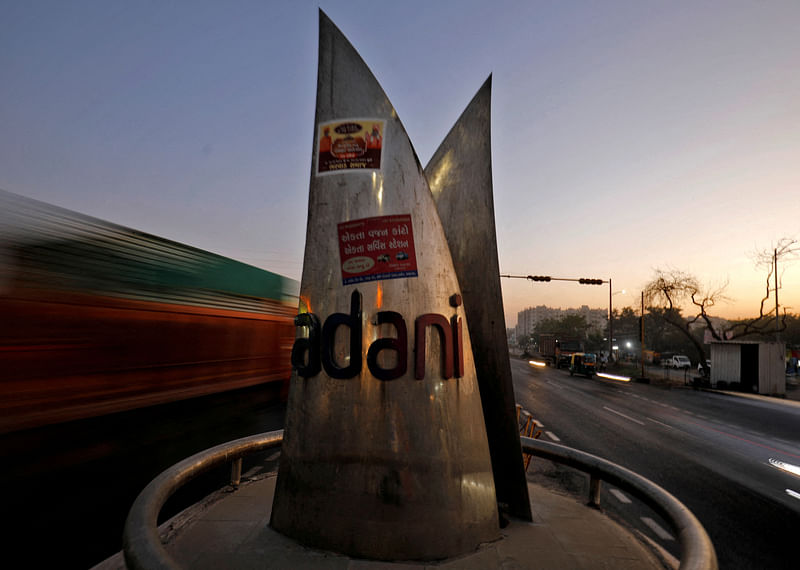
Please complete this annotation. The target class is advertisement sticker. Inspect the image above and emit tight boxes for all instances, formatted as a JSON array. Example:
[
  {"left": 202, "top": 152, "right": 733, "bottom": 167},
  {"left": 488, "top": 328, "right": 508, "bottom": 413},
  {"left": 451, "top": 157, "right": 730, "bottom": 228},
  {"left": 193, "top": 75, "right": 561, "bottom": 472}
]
[
  {"left": 337, "top": 214, "right": 418, "bottom": 285},
  {"left": 317, "top": 119, "right": 384, "bottom": 174}
]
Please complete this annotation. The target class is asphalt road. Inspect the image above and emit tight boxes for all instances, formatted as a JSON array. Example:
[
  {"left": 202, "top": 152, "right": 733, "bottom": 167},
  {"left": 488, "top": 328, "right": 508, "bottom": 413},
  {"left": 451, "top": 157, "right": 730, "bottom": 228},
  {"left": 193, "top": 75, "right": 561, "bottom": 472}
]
[{"left": 511, "top": 357, "right": 800, "bottom": 569}]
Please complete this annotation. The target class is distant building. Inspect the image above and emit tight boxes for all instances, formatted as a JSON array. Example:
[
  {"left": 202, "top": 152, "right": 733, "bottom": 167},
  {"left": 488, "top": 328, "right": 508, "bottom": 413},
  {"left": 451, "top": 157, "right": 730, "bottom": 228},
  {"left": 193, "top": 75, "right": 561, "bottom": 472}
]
[
  {"left": 516, "top": 305, "right": 607, "bottom": 340},
  {"left": 506, "top": 328, "right": 517, "bottom": 346}
]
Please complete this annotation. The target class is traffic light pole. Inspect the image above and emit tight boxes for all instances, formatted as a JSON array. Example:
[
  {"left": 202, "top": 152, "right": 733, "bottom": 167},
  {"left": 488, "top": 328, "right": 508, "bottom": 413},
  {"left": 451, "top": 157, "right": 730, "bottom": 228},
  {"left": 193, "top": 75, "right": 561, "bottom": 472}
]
[
  {"left": 500, "top": 273, "right": 611, "bottom": 360},
  {"left": 499, "top": 275, "right": 605, "bottom": 285}
]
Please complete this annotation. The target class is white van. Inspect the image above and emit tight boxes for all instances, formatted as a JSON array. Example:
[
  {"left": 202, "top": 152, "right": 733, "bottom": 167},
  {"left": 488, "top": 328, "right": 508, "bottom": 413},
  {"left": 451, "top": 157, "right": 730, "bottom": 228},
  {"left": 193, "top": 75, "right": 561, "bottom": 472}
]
[{"left": 667, "top": 355, "right": 691, "bottom": 369}]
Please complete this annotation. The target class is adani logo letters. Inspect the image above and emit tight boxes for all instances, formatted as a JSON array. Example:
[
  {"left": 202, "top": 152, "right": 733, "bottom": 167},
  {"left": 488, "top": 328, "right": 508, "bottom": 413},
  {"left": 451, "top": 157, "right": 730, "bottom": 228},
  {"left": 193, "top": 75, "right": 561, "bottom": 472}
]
[{"left": 291, "top": 290, "right": 464, "bottom": 381}]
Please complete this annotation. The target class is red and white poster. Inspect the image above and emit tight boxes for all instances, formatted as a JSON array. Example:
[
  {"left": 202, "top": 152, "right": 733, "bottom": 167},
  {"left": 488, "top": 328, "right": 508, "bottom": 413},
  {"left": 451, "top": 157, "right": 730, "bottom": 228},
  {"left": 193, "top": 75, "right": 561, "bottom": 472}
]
[
  {"left": 337, "top": 214, "right": 418, "bottom": 285},
  {"left": 317, "top": 119, "right": 384, "bottom": 174}
]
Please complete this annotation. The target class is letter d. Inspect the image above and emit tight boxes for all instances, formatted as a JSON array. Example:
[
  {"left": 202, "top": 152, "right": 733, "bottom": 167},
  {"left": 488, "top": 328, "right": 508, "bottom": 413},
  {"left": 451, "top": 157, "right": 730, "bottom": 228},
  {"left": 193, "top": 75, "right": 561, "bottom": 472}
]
[{"left": 321, "top": 290, "right": 363, "bottom": 379}]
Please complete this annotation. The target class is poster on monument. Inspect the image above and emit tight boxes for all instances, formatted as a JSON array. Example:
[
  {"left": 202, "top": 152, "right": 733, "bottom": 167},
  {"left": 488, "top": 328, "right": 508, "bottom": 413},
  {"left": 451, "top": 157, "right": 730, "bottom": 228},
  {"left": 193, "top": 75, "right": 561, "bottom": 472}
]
[
  {"left": 317, "top": 119, "right": 384, "bottom": 174},
  {"left": 337, "top": 214, "right": 418, "bottom": 284}
]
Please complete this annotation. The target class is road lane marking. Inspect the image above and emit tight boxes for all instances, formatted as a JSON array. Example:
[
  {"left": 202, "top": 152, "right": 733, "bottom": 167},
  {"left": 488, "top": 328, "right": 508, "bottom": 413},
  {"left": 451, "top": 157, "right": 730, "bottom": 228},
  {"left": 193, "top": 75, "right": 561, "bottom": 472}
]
[
  {"left": 647, "top": 417, "right": 674, "bottom": 429},
  {"left": 603, "top": 406, "right": 645, "bottom": 425},
  {"left": 609, "top": 489, "right": 631, "bottom": 504},
  {"left": 545, "top": 431, "right": 560, "bottom": 442},
  {"left": 636, "top": 531, "right": 680, "bottom": 569},
  {"left": 641, "top": 517, "right": 674, "bottom": 541},
  {"left": 545, "top": 380, "right": 585, "bottom": 397},
  {"left": 679, "top": 418, "right": 800, "bottom": 461}
]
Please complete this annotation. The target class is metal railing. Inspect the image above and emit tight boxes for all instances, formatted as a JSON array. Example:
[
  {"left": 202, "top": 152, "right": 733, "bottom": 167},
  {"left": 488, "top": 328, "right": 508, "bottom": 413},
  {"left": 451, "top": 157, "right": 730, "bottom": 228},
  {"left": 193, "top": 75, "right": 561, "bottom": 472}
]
[
  {"left": 123, "top": 430, "right": 284, "bottom": 570},
  {"left": 122, "top": 429, "right": 716, "bottom": 570},
  {"left": 521, "top": 436, "right": 717, "bottom": 570}
]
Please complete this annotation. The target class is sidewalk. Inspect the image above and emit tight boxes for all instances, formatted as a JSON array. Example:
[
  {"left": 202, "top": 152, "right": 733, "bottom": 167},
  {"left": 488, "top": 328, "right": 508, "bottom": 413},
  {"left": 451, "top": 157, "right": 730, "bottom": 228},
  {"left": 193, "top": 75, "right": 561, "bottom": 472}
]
[
  {"left": 702, "top": 381, "right": 800, "bottom": 407},
  {"left": 633, "top": 364, "right": 800, "bottom": 404},
  {"left": 102, "top": 475, "right": 667, "bottom": 569}
]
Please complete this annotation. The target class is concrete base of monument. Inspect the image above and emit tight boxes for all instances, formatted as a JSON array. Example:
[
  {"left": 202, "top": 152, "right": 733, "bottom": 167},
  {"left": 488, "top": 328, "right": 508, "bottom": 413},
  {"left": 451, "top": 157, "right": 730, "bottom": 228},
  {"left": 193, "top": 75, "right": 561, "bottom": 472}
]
[{"left": 97, "top": 474, "right": 668, "bottom": 569}]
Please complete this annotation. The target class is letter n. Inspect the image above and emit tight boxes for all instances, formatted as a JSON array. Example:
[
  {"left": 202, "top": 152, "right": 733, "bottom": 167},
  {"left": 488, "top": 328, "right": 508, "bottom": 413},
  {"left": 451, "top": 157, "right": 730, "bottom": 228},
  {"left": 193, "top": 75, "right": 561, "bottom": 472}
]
[{"left": 414, "top": 314, "right": 453, "bottom": 380}]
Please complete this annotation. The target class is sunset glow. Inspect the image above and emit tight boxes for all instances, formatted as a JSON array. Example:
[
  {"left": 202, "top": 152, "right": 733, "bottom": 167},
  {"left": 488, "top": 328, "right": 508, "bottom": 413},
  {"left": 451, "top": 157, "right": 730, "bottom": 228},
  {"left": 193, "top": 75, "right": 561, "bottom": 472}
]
[{"left": 1, "top": 2, "right": 797, "bottom": 327}]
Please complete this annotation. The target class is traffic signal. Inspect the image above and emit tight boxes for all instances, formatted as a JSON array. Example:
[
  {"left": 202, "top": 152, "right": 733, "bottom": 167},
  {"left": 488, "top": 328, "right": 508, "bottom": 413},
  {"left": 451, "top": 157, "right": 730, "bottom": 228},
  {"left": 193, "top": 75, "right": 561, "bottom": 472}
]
[
  {"left": 578, "top": 278, "right": 604, "bottom": 285},
  {"left": 527, "top": 275, "right": 552, "bottom": 282}
]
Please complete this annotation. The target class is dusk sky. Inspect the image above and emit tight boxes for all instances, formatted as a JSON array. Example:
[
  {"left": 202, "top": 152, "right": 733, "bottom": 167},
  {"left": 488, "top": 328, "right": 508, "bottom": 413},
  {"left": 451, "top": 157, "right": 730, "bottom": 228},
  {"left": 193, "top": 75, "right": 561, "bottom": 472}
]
[{"left": 2, "top": 1, "right": 799, "bottom": 327}]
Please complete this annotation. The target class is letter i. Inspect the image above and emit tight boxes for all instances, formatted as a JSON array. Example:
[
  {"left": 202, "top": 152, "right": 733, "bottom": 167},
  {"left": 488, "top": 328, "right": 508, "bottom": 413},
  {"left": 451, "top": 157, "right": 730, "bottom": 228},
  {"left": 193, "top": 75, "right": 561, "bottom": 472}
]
[
  {"left": 451, "top": 315, "right": 464, "bottom": 378},
  {"left": 449, "top": 294, "right": 464, "bottom": 378}
]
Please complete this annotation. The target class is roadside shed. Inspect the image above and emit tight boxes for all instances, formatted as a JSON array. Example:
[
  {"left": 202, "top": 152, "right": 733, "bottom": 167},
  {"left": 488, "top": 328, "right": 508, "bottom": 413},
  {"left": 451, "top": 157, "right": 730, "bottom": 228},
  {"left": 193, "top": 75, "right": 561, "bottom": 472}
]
[{"left": 710, "top": 341, "right": 785, "bottom": 396}]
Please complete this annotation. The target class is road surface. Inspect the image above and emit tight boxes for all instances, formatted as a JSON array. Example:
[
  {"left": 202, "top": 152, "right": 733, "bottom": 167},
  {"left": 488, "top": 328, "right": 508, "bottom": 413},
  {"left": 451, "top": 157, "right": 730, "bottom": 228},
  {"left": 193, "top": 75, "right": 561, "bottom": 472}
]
[{"left": 511, "top": 357, "right": 800, "bottom": 569}]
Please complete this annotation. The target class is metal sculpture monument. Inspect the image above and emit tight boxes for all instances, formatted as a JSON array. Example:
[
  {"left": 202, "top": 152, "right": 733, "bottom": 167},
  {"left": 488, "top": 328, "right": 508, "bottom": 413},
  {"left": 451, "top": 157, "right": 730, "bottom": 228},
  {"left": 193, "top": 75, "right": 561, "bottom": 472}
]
[
  {"left": 270, "top": 12, "right": 499, "bottom": 560},
  {"left": 426, "top": 77, "right": 532, "bottom": 522},
  {"left": 119, "top": 13, "right": 717, "bottom": 570}
]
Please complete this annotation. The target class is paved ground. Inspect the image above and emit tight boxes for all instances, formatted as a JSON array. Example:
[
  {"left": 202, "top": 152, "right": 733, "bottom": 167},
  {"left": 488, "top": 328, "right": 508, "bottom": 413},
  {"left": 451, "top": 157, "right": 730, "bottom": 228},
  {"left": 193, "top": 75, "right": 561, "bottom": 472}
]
[
  {"left": 95, "top": 364, "right": 797, "bottom": 569},
  {"left": 614, "top": 362, "right": 800, "bottom": 403},
  {"left": 101, "top": 476, "right": 667, "bottom": 570}
]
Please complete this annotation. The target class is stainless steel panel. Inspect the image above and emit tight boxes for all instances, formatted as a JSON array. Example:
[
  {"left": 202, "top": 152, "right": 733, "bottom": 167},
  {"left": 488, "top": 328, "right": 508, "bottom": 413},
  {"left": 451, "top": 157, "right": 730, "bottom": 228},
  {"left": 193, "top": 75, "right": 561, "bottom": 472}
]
[
  {"left": 425, "top": 77, "right": 532, "bottom": 521},
  {"left": 270, "top": 11, "right": 498, "bottom": 561}
]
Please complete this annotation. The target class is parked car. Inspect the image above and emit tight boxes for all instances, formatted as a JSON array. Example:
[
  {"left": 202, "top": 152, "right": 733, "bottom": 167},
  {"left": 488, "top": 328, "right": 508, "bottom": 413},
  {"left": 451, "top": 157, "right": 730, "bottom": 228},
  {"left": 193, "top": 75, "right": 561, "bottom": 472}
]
[
  {"left": 665, "top": 355, "right": 691, "bottom": 369},
  {"left": 698, "top": 359, "right": 711, "bottom": 377}
]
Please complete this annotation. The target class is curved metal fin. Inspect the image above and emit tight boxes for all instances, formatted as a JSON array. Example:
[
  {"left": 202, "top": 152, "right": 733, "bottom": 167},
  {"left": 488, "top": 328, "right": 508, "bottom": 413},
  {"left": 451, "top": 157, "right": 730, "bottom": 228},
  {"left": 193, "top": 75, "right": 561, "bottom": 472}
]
[
  {"left": 270, "top": 11, "right": 499, "bottom": 561},
  {"left": 425, "top": 76, "right": 533, "bottom": 521}
]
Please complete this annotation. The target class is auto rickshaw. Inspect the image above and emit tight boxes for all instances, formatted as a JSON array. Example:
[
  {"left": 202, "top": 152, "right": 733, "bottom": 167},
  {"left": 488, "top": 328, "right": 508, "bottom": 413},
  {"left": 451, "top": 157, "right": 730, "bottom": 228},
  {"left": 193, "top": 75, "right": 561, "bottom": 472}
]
[{"left": 569, "top": 352, "right": 596, "bottom": 378}]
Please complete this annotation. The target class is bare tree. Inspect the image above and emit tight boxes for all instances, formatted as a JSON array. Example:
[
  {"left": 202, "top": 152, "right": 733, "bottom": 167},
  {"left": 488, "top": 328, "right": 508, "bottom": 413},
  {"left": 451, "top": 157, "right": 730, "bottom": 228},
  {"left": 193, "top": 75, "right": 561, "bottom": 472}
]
[
  {"left": 644, "top": 237, "right": 799, "bottom": 376},
  {"left": 747, "top": 237, "right": 800, "bottom": 340},
  {"left": 643, "top": 269, "right": 718, "bottom": 374}
]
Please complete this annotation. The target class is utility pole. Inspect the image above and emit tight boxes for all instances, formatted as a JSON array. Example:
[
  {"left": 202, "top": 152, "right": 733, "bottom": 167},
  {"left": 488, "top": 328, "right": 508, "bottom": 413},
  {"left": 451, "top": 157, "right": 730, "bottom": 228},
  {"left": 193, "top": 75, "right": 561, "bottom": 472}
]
[
  {"left": 641, "top": 291, "right": 645, "bottom": 379},
  {"left": 608, "top": 279, "right": 613, "bottom": 362},
  {"left": 775, "top": 248, "right": 780, "bottom": 342}
]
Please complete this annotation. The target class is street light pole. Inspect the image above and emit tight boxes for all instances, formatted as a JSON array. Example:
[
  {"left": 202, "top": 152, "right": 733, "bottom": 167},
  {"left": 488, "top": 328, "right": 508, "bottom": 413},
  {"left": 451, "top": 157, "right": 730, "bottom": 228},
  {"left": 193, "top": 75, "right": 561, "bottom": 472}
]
[
  {"left": 608, "top": 278, "right": 613, "bottom": 362},
  {"left": 775, "top": 248, "right": 780, "bottom": 342},
  {"left": 641, "top": 291, "right": 645, "bottom": 378}
]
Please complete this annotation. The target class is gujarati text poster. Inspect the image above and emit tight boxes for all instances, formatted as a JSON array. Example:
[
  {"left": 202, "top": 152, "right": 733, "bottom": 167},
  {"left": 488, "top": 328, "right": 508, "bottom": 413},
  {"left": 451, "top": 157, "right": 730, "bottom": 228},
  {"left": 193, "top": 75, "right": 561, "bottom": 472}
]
[
  {"left": 317, "top": 119, "right": 384, "bottom": 174},
  {"left": 337, "top": 214, "right": 417, "bottom": 285}
]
